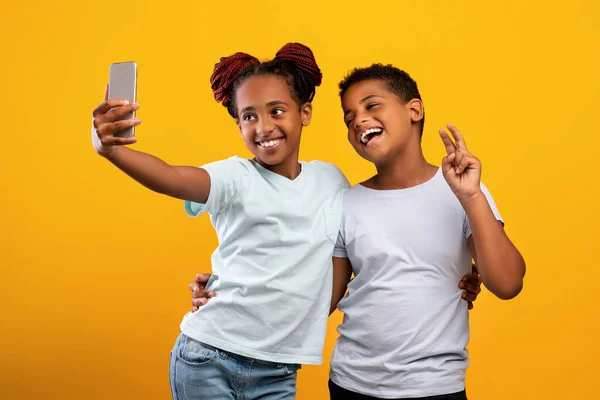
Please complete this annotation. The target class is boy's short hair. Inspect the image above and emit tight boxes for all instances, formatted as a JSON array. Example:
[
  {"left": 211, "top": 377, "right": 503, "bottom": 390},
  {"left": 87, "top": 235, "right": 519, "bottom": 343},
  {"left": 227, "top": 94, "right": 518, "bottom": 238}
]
[{"left": 338, "top": 64, "right": 425, "bottom": 136}]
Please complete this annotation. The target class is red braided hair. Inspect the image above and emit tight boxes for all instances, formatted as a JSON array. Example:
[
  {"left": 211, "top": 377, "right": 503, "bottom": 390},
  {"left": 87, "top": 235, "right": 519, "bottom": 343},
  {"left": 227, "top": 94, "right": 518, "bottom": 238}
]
[
  {"left": 210, "top": 52, "right": 259, "bottom": 107},
  {"left": 274, "top": 43, "right": 322, "bottom": 87},
  {"left": 210, "top": 43, "right": 322, "bottom": 118}
]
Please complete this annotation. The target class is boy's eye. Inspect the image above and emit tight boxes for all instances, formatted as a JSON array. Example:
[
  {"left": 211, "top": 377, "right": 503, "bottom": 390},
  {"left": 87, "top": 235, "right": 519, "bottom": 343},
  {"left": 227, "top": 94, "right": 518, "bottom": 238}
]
[
  {"left": 366, "top": 103, "right": 378, "bottom": 110},
  {"left": 345, "top": 117, "right": 354, "bottom": 127},
  {"left": 272, "top": 108, "right": 284, "bottom": 116},
  {"left": 243, "top": 114, "right": 256, "bottom": 121}
]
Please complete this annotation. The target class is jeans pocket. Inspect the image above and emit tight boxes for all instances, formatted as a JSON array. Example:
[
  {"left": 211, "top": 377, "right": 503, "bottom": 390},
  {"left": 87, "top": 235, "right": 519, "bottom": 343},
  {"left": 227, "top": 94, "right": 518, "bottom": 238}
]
[
  {"left": 177, "top": 336, "right": 218, "bottom": 367},
  {"left": 284, "top": 363, "right": 302, "bottom": 374}
]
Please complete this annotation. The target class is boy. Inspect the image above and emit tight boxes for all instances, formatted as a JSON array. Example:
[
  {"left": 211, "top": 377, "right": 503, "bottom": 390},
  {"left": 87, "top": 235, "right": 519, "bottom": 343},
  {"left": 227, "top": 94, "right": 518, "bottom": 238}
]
[{"left": 325, "top": 64, "right": 525, "bottom": 399}]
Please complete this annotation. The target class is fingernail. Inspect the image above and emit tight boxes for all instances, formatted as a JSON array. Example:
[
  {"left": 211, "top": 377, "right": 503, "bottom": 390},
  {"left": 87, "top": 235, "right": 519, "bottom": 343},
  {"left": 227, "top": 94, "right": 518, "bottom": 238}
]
[
  {"left": 132, "top": 103, "right": 140, "bottom": 110},
  {"left": 132, "top": 118, "right": 141, "bottom": 124},
  {"left": 123, "top": 100, "right": 130, "bottom": 104},
  {"left": 209, "top": 291, "right": 215, "bottom": 297},
  {"left": 201, "top": 299, "right": 206, "bottom": 304},
  {"left": 194, "top": 287, "right": 198, "bottom": 293}
]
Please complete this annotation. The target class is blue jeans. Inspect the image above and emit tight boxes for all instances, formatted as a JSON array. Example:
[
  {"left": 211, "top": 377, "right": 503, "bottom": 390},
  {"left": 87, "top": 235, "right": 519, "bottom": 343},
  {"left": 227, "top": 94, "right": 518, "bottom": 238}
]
[{"left": 169, "top": 333, "right": 301, "bottom": 400}]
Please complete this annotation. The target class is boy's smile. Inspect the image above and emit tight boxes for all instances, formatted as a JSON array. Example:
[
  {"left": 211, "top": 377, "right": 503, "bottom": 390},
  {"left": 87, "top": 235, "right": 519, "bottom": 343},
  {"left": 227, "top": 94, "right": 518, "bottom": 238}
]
[
  {"left": 358, "top": 126, "right": 384, "bottom": 146},
  {"left": 341, "top": 79, "right": 423, "bottom": 165}
]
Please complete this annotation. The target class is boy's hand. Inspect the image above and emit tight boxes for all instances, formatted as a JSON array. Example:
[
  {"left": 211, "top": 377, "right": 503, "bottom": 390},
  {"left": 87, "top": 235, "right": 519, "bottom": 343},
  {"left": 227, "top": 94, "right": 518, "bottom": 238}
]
[
  {"left": 189, "top": 274, "right": 215, "bottom": 312},
  {"left": 91, "top": 84, "right": 141, "bottom": 158},
  {"left": 439, "top": 124, "right": 482, "bottom": 201},
  {"left": 460, "top": 264, "right": 482, "bottom": 310}
]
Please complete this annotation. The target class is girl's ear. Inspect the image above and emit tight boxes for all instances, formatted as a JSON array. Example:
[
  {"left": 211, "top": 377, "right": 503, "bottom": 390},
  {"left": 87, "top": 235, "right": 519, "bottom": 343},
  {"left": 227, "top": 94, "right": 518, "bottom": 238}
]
[{"left": 301, "top": 102, "right": 312, "bottom": 126}]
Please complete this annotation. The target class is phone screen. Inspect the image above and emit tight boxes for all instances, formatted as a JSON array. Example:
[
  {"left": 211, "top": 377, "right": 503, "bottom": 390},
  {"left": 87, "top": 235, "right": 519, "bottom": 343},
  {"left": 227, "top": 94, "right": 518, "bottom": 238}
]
[{"left": 108, "top": 62, "right": 137, "bottom": 138}]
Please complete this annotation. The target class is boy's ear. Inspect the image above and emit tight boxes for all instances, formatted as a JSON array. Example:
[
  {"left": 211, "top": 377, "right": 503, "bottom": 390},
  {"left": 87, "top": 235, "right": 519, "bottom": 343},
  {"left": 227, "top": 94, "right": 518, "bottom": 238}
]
[
  {"left": 301, "top": 102, "right": 313, "bottom": 126},
  {"left": 408, "top": 98, "right": 424, "bottom": 123}
]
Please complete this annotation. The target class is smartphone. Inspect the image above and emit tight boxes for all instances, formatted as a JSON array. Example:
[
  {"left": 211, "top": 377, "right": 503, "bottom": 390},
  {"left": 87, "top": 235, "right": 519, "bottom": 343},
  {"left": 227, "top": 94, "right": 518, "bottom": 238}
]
[{"left": 108, "top": 61, "right": 137, "bottom": 138}]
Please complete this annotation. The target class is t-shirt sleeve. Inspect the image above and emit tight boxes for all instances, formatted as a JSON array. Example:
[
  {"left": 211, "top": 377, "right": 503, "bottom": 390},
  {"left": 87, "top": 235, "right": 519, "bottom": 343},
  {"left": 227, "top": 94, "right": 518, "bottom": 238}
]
[
  {"left": 184, "top": 157, "right": 251, "bottom": 217},
  {"left": 330, "top": 163, "right": 351, "bottom": 192},
  {"left": 464, "top": 182, "right": 504, "bottom": 240},
  {"left": 333, "top": 229, "right": 348, "bottom": 258},
  {"left": 327, "top": 163, "right": 349, "bottom": 258}
]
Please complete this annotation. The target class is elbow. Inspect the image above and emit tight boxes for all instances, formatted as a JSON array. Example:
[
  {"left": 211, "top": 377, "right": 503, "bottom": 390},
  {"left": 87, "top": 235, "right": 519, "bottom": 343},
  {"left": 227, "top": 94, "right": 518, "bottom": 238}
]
[
  {"left": 492, "top": 259, "right": 526, "bottom": 300},
  {"left": 494, "top": 279, "right": 524, "bottom": 300}
]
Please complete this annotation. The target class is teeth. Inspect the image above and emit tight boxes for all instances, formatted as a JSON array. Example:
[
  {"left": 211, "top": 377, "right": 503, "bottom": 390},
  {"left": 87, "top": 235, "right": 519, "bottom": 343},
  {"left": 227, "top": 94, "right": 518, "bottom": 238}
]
[
  {"left": 259, "top": 138, "right": 283, "bottom": 148},
  {"left": 360, "top": 128, "right": 383, "bottom": 144}
]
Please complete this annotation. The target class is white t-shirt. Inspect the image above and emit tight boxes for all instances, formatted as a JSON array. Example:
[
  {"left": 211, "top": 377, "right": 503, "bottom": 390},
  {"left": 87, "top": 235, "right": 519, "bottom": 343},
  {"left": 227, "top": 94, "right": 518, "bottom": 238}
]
[
  {"left": 180, "top": 156, "right": 348, "bottom": 364},
  {"left": 330, "top": 168, "right": 502, "bottom": 398}
]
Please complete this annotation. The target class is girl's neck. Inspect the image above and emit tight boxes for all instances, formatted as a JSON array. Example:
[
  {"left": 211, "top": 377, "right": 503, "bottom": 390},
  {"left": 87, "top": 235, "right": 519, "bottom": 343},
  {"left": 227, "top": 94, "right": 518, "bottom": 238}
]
[{"left": 255, "top": 148, "right": 302, "bottom": 180}]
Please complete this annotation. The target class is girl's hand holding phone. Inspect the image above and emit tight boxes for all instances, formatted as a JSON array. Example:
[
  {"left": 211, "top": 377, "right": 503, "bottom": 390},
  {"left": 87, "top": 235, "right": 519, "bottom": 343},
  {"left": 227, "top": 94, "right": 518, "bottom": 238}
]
[{"left": 91, "top": 85, "right": 141, "bottom": 158}]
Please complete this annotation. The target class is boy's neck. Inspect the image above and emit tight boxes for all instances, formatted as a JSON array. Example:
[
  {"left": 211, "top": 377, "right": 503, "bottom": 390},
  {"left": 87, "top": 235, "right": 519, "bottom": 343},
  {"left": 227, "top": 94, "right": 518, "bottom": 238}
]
[{"left": 366, "top": 144, "right": 438, "bottom": 190}]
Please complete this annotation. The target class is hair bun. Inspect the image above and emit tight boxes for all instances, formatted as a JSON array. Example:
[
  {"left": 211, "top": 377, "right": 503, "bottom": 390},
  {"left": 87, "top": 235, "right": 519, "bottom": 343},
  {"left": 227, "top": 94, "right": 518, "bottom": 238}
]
[
  {"left": 210, "top": 52, "right": 259, "bottom": 106},
  {"left": 274, "top": 43, "right": 322, "bottom": 87}
]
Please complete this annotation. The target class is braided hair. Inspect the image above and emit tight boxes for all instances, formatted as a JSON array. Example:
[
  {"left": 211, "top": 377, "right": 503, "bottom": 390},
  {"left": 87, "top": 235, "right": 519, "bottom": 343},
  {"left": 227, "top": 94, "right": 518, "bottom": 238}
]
[{"left": 210, "top": 43, "right": 322, "bottom": 118}]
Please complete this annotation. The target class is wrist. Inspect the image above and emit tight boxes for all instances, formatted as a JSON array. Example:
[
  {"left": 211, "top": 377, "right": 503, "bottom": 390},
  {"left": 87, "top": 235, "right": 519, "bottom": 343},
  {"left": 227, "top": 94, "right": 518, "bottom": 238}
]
[
  {"left": 98, "top": 146, "right": 116, "bottom": 159},
  {"left": 92, "top": 125, "right": 116, "bottom": 159},
  {"left": 458, "top": 189, "right": 485, "bottom": 210},
  {"left": 101, "top": 145, "right": 126, "bottom": 161}
]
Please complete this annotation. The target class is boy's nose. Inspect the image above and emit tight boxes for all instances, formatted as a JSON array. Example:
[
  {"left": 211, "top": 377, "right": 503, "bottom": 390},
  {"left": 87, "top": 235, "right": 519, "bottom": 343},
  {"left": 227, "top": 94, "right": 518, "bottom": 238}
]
[{"left": 355, "top": 117, "right": 369, "bottom": 130}]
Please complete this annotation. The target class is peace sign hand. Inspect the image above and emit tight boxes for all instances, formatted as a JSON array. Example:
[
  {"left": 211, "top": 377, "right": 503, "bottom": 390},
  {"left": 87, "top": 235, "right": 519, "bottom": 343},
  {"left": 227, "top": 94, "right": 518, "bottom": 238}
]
[{"left": 439, "top": 124, "right": 482, "bottom": 201}]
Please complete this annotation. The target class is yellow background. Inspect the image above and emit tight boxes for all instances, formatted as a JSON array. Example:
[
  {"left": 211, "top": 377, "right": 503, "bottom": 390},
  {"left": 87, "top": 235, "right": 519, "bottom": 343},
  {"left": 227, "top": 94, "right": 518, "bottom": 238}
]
[{"left": 1, "top": 1, "right": 598, "bottom": 399}]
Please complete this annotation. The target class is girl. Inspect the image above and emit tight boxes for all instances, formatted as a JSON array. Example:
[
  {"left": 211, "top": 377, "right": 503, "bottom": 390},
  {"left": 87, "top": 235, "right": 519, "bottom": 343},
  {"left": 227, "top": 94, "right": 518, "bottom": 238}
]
[{"left": 92, "top": 43, "right": 348, "bottom": 400}]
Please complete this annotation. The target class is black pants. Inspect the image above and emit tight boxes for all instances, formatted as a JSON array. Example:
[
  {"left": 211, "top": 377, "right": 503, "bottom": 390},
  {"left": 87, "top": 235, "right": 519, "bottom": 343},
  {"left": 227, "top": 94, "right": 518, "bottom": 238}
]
[{"left": 329, "top": 380, "right": 467, "bottom": 400}]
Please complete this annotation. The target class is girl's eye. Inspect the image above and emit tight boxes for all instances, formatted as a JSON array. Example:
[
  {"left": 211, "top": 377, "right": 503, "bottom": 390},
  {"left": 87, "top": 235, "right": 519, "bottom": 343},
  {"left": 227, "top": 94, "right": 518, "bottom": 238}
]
[
  {"left": 345, "top": 118, "right": 354, "bottom": 127},
  {"left": 272, "top": 108, "right": 284, "bottom": 116},
  {"left": 243, "top": 114, "right": 256, "bottom": 121},
  {"left": 366, "top": 103, "right": 378, "bottom": 110}
]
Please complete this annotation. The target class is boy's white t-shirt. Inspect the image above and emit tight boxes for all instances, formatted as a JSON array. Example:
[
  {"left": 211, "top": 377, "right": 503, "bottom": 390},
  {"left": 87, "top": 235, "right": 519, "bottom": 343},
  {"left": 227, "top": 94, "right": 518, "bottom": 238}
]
[
  {"left": 180, "top": 156, "right": 348, "bottom": 365},
  {"left": 330, "top": 168, "right": 503, "bottom": 398}
]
